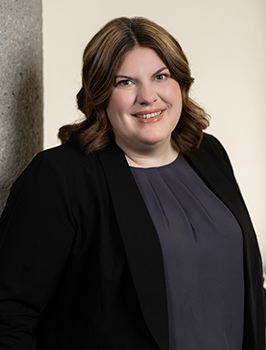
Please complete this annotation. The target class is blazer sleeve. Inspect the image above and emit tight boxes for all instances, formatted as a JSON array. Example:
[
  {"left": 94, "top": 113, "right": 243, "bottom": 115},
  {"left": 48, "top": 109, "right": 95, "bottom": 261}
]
[
  {"left": 0, "top": 152, "right": 76, "bottom": 349},
  {"left": 205, "top": 134, "right": 266, "bottom": 324}
]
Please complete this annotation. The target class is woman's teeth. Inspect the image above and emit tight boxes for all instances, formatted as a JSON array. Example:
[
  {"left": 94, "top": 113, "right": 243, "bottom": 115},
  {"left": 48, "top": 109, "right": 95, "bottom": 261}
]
[{"left": 135, "top": 110, "right": 162, "bottom": 119}]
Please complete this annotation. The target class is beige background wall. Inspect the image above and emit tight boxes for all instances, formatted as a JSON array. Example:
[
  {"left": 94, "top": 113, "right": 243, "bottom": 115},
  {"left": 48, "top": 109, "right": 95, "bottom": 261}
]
[{"left": 43, "top": 1, "right": 266, "bottom": 264}]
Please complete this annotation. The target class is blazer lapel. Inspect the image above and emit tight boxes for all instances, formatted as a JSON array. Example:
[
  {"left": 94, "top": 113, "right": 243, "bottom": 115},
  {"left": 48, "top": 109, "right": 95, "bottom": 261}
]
[{"left": 98, "top": 143, "right": 169, "bottom": 350}]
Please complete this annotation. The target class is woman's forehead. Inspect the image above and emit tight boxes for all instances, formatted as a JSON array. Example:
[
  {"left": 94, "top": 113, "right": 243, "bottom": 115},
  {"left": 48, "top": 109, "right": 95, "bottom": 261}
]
[{"left": 116, "top": 47, "right": 166, "bottom": 76}]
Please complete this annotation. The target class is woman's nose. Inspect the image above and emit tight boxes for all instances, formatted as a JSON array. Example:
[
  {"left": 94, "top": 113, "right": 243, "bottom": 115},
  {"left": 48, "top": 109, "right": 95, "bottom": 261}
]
[{"left": 136, "top": 82, "right": 158, "bottom": 105}]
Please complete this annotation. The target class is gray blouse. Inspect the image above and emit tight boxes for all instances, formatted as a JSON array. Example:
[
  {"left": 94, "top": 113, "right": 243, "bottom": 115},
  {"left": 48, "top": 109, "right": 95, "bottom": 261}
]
[{"left": 130, "top": 154, "right": 244, "bottom": 350}]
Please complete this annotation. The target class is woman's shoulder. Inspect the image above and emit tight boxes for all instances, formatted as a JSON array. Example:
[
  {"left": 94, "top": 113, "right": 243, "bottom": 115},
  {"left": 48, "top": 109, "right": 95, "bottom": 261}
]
[
  {"left": 194, "top": 133, "right": 230, "bottom": 162},
  {"left": 10, "top": 142, "right": 104, "bottom": 199},
  {"left": 41, "top": 142, "right": 94, "bottom": 163},
  {"left": 187, "top": 133, "right": 236, "bottom": 180},
  {"left": 200, "top": 133, "right": 225, "bottom": 151},
  {"left": 37, "top": 142, "right": 101, "bottom": 176},
  {"left": 4, "top": 143, "right": 108, "bottom": 216}
]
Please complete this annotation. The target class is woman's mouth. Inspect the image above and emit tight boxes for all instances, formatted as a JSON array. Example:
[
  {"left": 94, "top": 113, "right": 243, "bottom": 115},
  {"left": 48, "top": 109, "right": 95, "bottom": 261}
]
[{"left": 134, "top": 110, "right": 164, "bottom": 119}]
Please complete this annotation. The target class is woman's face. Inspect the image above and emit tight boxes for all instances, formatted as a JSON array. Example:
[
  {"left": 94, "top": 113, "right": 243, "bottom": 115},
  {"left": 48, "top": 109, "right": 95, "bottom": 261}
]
[{"left": 106, "top": 47, "right": 182, "bottom": 156}]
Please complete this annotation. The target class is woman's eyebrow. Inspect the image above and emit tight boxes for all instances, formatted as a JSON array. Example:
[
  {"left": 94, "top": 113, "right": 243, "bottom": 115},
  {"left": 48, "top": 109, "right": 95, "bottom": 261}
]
[
  {"left": 152, "top": 66, "right": 168, "bottom": 76},
  {"left": 115, "top": 74, "right": 132, "bottom": 80},
  {"left": 115, "top": 67, "right": 168, "bottom": 80}
]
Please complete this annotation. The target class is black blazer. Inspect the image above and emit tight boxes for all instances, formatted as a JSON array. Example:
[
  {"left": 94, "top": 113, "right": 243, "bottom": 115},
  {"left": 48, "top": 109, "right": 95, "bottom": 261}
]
[{"left": 0, "top": 133, "right": 264, "bottom": 349}]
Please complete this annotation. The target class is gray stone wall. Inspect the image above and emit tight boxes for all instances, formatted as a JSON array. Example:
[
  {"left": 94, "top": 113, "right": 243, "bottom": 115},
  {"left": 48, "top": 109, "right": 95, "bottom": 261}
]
[{"left": 0, "top": 0, "right": 43, "bottom": 214}]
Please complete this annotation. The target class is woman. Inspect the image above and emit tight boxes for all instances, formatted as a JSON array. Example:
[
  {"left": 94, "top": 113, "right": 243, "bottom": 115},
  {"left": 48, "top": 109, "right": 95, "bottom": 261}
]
[{"left": 0, "top": 17, "right": 264, "bottom": 350}]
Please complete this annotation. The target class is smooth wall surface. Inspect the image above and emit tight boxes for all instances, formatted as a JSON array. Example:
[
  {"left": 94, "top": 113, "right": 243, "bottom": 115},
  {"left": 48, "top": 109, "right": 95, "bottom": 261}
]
[{"left": 43, "top": 1, "right": 266, "bottom": 264}]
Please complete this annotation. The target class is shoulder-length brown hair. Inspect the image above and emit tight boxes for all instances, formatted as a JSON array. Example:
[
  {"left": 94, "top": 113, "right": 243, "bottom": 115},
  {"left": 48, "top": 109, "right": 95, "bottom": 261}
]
[{"left": 58, "top": 16, "right": 209, "bottom": 154}]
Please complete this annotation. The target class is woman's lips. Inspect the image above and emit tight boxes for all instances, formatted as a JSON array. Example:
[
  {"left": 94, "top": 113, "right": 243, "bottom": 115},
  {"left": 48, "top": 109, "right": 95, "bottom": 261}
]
[
  {"left": 133, "top": 109, "right": 165, "bottom": 123},
  {"left": 134, "top": 110, "right": 163, "bottom": 119}
]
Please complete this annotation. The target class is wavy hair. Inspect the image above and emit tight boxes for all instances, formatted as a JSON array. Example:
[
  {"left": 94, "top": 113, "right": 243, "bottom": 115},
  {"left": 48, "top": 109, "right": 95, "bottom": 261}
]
[{"left": 58, "top": 16, "right": 209, "bottom": 154}]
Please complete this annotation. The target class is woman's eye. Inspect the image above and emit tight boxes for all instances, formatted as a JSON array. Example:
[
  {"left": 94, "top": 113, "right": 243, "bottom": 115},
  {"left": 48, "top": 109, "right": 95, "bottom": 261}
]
[
  {"left": 117, "top": 80, "right": 132, "bottom": 86},
  {"left": 155, "top": 74, "right": 167, "bottom": 81}
]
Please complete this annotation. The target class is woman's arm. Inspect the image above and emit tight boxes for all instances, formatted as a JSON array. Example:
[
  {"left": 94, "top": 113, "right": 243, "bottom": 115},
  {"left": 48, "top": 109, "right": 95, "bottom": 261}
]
[{"left": 0, "top": 152, "right": 75, "bottom": 349}]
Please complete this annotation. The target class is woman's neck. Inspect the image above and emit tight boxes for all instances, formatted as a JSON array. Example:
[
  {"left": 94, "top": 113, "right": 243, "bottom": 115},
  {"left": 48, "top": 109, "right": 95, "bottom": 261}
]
[{"left": 124, "top": 140, "right": 179, "bottom": 168}]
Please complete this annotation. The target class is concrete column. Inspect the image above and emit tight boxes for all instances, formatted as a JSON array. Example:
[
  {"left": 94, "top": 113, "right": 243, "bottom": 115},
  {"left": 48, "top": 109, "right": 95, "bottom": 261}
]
[{"left": 0, "top": 0, "right": 43, "bottom": 214}]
